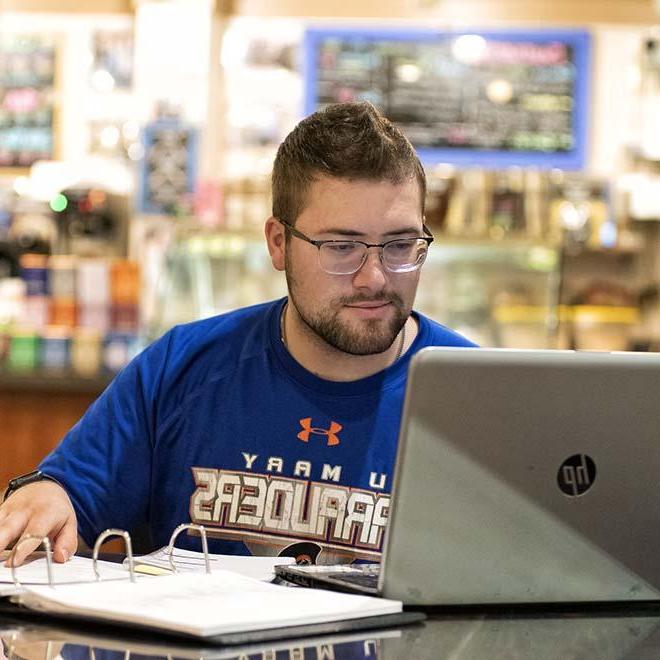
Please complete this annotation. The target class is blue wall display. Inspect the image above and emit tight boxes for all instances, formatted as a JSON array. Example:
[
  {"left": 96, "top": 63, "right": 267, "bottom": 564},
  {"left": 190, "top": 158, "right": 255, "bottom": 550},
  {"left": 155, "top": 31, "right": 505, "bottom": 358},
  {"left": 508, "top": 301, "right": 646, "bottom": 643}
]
[
  {"left": 138, "top": 120, "right": 198, "bottom": 215},
  {"left": 304, "top": 28, "right": 591, "bottom": 170}
]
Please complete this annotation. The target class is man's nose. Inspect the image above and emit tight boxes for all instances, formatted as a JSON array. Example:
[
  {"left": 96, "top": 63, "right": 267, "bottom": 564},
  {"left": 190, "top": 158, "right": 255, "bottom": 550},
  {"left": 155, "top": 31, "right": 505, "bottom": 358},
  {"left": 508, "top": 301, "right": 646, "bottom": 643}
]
[{"left": 351, "top": 248, "right": 387, "bottom": 289}]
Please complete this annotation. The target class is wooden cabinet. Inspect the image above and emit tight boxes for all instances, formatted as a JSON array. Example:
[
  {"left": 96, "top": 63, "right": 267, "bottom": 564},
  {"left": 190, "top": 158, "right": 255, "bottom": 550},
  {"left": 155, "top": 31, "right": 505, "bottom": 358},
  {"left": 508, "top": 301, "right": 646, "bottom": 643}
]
[{"left": 0, "top": 374, "right": 110, "bottom": 487}]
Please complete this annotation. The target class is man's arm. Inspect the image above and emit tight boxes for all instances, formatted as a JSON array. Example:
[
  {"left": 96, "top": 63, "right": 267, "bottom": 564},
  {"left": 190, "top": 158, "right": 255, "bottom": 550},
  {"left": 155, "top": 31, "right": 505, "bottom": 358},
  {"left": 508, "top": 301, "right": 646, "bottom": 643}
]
[
  {"left": 0, "top": 331, "right": 174, "bottom": 566},
  {"left": 0, "top": 481, "right": 77, "bottom": 566}
]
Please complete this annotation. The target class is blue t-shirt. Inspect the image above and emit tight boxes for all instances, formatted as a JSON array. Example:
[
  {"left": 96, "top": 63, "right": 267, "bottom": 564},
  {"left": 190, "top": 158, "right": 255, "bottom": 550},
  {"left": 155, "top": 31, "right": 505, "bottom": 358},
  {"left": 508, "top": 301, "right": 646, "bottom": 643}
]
[{"left": 41, "top": 298, "right": 475, "bottom": 564}]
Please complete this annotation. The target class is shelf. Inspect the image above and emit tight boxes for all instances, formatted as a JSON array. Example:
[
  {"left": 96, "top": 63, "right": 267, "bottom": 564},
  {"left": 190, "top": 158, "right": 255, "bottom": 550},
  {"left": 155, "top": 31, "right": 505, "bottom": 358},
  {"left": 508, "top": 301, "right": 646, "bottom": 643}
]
[
  {"left": 562, "top": 246, "right": 642, "bottom": 257},
  {"left": 433, "top": 235, "right": 558, "bottom": 248},
  {"left": 0, "top": 369, "right": 114, "bottom": 393}
]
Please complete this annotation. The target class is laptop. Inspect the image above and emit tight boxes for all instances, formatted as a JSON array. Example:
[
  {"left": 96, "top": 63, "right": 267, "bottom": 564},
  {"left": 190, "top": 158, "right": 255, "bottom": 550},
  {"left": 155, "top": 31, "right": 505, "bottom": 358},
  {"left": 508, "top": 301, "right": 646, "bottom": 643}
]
[{"left": 276, "top": 347, "right": 660, "bottom": 605}]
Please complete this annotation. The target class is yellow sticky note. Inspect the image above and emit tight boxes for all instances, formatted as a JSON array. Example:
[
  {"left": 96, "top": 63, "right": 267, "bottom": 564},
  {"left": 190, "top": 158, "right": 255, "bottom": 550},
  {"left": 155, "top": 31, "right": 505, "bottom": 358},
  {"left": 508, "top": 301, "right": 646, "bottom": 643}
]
[{"left": 133, "top": 563, "right": 172, "bottom": 576}]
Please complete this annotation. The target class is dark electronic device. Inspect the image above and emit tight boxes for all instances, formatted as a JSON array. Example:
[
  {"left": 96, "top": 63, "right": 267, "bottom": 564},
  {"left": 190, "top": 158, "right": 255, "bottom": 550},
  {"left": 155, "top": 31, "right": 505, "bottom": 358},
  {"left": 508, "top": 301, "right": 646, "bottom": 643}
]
[{"left": 51, "top": 187, "right": 129, "bottom": 256}]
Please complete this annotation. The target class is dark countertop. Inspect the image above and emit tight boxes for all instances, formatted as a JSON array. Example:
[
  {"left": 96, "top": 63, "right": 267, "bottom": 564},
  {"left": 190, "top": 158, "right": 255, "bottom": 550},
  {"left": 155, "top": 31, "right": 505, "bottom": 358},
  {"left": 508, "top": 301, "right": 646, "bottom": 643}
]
[{"left": 2, "top": 607, "right": 660, "bottom": 659}]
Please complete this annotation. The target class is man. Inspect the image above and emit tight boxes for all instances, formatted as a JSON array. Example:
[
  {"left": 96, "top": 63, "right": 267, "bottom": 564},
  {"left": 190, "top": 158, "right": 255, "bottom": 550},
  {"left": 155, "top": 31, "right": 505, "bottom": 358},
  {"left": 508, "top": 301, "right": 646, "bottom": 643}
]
[{"left": 0, "top": 102, "right": 475, "bottom": 567}]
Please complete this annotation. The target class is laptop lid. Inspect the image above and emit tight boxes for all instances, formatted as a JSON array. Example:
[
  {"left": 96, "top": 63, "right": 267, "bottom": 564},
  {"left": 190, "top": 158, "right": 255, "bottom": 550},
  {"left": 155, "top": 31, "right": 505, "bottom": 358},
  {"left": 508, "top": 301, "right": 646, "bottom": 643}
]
[{"left": 381, "top": 348, "right": 660, "bottom": 605}]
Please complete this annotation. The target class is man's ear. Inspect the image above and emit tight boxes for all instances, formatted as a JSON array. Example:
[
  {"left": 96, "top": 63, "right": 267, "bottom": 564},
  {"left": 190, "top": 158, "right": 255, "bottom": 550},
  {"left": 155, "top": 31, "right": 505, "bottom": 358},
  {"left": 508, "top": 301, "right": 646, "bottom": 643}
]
[{"left": 265, "top": 216, "right": 286, "bottom": 271}]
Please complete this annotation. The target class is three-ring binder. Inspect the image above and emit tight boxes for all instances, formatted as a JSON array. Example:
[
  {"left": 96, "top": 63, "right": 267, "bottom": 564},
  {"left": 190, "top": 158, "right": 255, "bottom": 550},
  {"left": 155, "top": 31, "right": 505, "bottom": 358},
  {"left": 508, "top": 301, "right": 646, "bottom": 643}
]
[
  {"left": 9, "top": 535, "right": 53, "bottom": 587},
  {"left": 3, "top": 522, "right": 411, "bottom": 643},
  {"left": 167, "top": 523, "right": 211, "bottom": 574},
  {"left": 93, "top": 529, "right": 136, "bottom": 582},
  {"left": 8, "top": 524, "right": 214, "bottom": 586}
]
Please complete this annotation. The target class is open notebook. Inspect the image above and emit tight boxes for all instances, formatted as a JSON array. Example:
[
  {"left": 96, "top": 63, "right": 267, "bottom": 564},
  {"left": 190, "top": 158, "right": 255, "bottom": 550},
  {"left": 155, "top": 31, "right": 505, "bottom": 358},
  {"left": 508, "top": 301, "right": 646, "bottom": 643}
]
[
  {"left": 11, "top": 570, "right": 407, "bottom": 639},
  {"left": 1, "top": 525, "right": 422, "bottom": 642}
]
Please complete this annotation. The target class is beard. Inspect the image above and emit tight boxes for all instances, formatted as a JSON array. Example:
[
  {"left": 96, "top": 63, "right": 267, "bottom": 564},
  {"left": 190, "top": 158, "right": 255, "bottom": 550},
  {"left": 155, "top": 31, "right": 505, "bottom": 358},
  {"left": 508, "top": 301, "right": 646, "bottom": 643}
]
[{"left": 285, "top": 254, "right": 409, "bottom": 356}]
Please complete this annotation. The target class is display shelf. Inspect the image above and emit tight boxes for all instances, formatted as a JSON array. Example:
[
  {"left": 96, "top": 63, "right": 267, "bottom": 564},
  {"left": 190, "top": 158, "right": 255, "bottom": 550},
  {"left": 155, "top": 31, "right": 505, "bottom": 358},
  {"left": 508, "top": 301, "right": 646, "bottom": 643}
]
[
  {"left": 562, "top": 245, "right": 642, "bottom": 257},
  {"left": 0, "top": 369, "right": 113, "bottom": 393}
]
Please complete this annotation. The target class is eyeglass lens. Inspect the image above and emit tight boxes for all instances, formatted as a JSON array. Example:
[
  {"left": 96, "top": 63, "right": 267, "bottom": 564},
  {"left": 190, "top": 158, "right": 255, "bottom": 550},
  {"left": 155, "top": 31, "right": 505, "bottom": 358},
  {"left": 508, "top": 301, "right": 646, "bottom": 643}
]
[{"left": 319, "top": 239, "right": 428, "bottom": 275}]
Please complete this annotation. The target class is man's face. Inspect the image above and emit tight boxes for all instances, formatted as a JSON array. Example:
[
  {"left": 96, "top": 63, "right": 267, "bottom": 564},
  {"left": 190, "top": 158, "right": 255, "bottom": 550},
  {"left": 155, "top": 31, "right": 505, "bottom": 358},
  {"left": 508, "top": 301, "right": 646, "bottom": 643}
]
[{"left": 283, "top": 176, "right": 424, "bottom": 356}]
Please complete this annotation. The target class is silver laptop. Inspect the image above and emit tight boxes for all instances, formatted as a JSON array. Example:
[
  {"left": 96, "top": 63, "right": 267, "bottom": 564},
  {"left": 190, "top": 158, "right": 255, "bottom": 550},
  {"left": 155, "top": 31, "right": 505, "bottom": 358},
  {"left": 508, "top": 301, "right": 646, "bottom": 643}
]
[{"left": 276, "top": 348, "right": 660, "bottom": 605}]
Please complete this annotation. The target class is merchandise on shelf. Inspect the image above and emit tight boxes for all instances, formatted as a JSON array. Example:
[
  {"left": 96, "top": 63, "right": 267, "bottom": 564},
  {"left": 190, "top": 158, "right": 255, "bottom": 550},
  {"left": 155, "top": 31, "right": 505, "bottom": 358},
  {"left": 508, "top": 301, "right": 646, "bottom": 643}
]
[{"left": 0, "top": 254, "right": 141, "bottom": 376}]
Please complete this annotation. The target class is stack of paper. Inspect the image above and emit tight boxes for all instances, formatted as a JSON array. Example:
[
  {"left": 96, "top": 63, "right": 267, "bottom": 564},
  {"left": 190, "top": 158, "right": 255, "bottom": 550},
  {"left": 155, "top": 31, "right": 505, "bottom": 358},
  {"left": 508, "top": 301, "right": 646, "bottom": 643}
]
[
  {"left": 0, "top": 553, "right": 134, "bottom": 596},
  {"left": 128, "top": 546, "right": 294, "bottom": 581},
  {"left": 15, "top": 570, "right": 402, "bottom": 638}
]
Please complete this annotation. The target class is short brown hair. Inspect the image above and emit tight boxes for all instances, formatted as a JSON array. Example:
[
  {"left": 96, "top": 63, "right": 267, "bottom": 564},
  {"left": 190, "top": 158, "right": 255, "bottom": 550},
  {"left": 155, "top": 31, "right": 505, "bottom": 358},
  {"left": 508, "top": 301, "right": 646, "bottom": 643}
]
[{"left": 272, "top": 102, "right": 426, "bottom": 225}]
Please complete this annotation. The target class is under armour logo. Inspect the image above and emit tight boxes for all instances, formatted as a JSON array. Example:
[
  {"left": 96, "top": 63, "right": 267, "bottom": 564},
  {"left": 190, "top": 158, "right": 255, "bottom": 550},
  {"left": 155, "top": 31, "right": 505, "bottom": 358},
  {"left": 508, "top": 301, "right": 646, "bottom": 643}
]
[{"left": 297, "top": 418, "right": 343, "bottom": 446}]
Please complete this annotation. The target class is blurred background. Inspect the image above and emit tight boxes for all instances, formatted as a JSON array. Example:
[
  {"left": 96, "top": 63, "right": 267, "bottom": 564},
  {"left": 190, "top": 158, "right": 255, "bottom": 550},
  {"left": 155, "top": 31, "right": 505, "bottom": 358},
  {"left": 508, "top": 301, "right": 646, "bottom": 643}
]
[{"left": 3, "top": 0, "right": 660, "bottom": 483}]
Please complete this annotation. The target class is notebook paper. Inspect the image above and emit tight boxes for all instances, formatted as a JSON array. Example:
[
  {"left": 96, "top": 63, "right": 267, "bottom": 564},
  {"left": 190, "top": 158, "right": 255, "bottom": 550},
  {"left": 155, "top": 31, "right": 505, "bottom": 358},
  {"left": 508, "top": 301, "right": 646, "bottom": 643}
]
[
  {"left": 0, "top": 553, "right": 131, "bottom": 585},
  {"left": 129, "top": 546, "right": 294, "bottom": 581},
  {"left": 15, "top": 570, "right": 401, "bottom": 638}
]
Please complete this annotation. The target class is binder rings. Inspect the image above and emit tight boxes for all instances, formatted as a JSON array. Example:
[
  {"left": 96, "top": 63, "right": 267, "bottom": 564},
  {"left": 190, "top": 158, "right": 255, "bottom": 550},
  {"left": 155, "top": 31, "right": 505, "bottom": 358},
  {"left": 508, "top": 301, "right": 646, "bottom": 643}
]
[{"left": 0, "top": 524, "right": 424, "bottom": 644}]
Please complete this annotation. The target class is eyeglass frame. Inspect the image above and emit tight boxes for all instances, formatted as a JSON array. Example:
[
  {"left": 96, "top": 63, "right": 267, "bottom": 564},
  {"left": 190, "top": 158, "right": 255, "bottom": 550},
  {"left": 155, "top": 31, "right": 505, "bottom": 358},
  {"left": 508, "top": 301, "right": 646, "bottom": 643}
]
[{"left": 276, "top": 217, "right": 435, "bottom": 275}]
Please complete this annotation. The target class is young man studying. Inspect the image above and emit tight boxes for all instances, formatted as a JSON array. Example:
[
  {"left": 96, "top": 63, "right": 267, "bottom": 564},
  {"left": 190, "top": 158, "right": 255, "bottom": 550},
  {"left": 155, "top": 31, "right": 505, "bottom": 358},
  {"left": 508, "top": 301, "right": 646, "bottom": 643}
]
[{"left": 0, "top": 102, "right": 475, "bottom": 567}]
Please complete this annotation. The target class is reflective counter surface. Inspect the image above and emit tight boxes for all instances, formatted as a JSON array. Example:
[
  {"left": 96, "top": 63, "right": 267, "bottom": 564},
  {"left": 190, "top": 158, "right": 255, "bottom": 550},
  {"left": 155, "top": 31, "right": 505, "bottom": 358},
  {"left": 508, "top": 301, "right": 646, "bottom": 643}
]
[{"left": 3, "top": 609, "right": 660, "bottom": 660}]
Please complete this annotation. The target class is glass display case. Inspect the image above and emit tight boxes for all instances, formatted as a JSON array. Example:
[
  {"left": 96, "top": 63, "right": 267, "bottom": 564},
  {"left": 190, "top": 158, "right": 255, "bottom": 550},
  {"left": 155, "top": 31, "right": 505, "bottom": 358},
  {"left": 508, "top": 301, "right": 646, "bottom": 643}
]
[
  {"left": 146, "top": 231, "right": 286, "bottom": 339},
  {"left": 147, "top": 232, "right": 561, "bottom": 349},
  {"left": 417, "top": 241, "right": 561, "bottom": 347}
]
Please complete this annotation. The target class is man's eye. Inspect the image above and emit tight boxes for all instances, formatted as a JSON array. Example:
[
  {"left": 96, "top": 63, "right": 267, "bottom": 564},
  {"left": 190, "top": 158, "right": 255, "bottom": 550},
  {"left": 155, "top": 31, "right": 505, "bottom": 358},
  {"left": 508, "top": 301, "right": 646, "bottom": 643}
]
[
  {"left": 327, "top": 243, "right": 359, "bottom": 254},
  {"left": 390, "top": 240, "right": 415, "bottom": 252}
]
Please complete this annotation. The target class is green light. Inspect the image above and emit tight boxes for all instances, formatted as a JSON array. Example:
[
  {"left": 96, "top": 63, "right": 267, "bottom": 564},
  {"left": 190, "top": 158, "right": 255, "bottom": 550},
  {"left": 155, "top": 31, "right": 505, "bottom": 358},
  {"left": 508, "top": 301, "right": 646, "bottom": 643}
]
[{"left": 50, "top": 194, "right": 68, "bottom": 213}]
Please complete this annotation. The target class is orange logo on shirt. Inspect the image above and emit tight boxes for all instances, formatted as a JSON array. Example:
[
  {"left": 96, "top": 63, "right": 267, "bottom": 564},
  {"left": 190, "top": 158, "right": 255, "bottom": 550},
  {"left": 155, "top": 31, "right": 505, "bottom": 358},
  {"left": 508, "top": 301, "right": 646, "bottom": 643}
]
[{"left": 297, "top": 418, "right": 343, "bottom": 446}]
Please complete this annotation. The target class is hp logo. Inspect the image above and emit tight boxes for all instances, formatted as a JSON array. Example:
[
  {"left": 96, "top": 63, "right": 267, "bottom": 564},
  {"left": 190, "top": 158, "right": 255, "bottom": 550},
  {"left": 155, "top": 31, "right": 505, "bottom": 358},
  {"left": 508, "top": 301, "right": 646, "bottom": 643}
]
[{"left": 557, "top": 454, "right": 596, "bottom": 496}]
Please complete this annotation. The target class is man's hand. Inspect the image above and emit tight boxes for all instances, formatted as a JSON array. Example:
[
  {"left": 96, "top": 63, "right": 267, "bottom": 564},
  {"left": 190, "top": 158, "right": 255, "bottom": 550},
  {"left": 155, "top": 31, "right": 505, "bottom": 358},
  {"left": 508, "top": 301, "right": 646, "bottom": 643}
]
[{"left": 0, "top": 481, "right": 77, "bottom": 566}]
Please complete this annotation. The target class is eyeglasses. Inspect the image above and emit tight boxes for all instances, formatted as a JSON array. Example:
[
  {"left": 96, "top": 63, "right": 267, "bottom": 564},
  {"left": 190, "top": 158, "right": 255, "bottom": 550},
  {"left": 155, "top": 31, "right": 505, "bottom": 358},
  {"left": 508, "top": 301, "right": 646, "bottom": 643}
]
[{"left": 277, "top": 218, "right": 434, "bottom": 275}]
